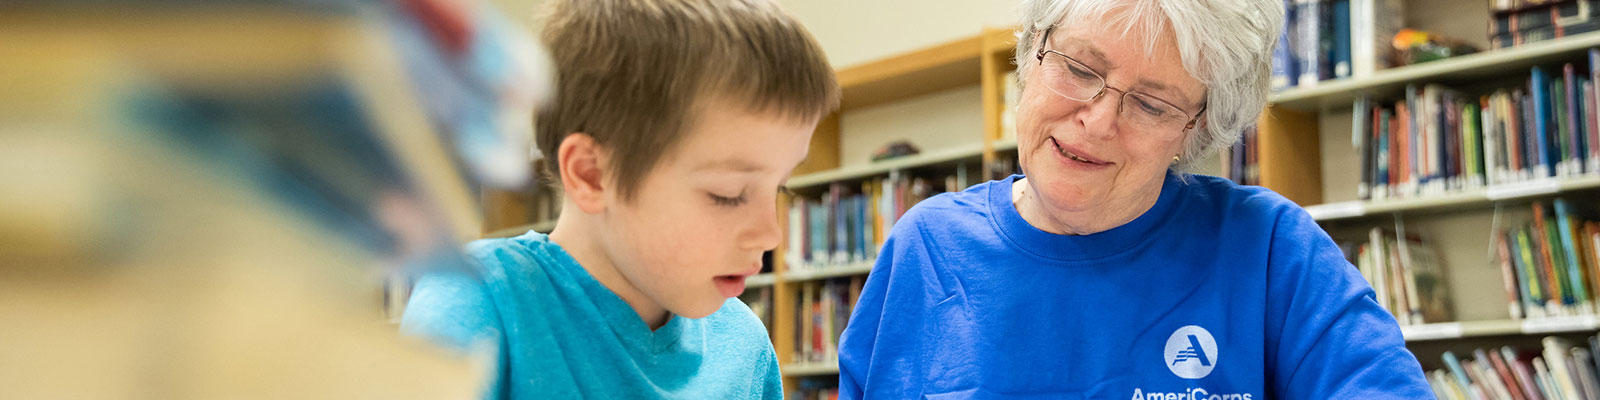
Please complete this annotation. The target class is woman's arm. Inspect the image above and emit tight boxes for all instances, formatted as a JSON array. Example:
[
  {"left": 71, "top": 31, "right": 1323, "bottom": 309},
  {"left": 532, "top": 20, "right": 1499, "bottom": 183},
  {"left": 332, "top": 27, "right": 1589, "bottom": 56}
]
[
  {"left": 1263, "top": 206, "right": 1432, "bottom": 399},
  {"left": 838, "top": 219, "right": 945, "bottom": 399}
]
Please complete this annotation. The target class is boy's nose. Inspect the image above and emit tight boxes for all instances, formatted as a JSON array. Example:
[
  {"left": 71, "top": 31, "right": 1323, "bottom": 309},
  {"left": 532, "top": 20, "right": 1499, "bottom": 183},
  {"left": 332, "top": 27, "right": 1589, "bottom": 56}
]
[{"left": 743, "top": 204, "right": 783, "bottom": 252}]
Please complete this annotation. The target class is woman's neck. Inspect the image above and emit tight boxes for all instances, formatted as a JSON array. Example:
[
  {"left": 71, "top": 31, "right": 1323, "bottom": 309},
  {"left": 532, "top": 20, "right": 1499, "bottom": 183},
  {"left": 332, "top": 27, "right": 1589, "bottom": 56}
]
[{"left": 1011, "top": 177, "right": 1161, "bottom": 236}]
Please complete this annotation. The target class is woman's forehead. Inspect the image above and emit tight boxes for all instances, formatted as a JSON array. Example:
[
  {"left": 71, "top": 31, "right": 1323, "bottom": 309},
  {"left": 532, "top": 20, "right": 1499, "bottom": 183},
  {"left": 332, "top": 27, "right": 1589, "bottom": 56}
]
[{"left": 1049, "top": 23, "right": 1204, "bottom": 106}]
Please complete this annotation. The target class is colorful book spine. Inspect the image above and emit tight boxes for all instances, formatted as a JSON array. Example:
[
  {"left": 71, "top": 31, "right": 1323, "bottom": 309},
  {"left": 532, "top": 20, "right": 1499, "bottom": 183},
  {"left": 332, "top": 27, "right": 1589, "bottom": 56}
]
[{"left": 1534, "top": 66, "right": 1557, "bottom": 177}]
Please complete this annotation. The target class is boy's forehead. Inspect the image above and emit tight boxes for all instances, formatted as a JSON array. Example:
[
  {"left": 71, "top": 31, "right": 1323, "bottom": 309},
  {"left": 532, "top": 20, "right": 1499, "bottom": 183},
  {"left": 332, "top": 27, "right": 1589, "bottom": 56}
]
[{"left": 691, "top": 158, "right": 766, "bottom": 172}]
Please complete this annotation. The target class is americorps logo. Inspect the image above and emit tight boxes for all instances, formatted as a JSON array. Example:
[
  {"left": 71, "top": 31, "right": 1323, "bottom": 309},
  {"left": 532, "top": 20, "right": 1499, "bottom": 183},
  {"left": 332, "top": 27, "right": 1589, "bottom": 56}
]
[
  {"left": 1133, "top": 326, "right": 1251, "bottom": 400},
  {"left": 1163, "top": 325, "right": 1218, "bottom": 379}
]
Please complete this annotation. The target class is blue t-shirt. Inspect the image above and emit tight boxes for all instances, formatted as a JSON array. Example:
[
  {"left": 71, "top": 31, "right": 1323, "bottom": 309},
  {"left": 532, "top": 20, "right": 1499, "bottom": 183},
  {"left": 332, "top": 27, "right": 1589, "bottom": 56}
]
[
  {"left": 401, "top": 232, "right": 781, "bottom": 399},
  {"left": 838, "top": 174, "right": 1431, "bottom": 399}
]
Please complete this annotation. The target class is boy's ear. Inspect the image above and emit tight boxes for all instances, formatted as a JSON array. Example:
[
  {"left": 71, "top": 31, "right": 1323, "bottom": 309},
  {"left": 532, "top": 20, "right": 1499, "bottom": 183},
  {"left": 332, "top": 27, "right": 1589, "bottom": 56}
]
[{"left": 556, "top": 133, "right": 608, "bottom": 214}]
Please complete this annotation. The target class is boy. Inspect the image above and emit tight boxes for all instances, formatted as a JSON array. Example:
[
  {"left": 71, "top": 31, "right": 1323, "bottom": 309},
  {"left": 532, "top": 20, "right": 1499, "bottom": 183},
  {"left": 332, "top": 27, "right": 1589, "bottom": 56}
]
[{"left": 399, "top": 0, "right": 838, "bottom": 398}]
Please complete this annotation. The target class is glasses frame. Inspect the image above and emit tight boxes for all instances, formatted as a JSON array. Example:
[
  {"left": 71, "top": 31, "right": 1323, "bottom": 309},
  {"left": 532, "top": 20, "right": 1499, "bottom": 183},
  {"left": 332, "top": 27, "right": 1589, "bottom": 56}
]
[{"left": 1033, "top": 26, "right": 1207, "bottom": 133}]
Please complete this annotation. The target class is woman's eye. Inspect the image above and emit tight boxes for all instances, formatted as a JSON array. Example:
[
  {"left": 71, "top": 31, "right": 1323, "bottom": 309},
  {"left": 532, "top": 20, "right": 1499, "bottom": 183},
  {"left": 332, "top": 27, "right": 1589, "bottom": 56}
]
[
  {"left": 709, "top": 193, "right": 747, "bottom": 207},
  {"left": 1133, "top": 97, "right": 1167, "bottom": 116},
  {"left": 1067, "top": 63, "right": 1097, "bottom": 79}
]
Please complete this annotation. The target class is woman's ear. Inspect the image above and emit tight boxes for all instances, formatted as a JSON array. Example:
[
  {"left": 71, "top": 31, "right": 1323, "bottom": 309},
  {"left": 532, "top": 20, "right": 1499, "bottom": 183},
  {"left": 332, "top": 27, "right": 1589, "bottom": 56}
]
[{"left": 556, "top": 133, "right": 609, "bottom": 214}]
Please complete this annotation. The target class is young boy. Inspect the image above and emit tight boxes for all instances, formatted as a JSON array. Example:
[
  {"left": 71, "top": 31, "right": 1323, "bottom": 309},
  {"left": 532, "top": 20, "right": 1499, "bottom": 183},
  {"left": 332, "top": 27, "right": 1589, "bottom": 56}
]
[{"left": 400, "top": 0, "right": 838, "bottom": 398}]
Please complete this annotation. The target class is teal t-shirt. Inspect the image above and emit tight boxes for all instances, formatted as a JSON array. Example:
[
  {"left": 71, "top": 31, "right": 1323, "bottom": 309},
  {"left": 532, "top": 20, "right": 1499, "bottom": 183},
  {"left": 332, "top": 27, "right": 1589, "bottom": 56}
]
[{"left": 401, "top": 232, "right": 782, "bottom": 399}]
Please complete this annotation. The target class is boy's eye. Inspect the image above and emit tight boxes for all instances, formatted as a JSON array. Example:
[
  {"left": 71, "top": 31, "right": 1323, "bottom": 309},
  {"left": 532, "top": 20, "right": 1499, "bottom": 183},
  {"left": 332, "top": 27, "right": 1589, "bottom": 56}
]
[{"left": 709, "top": 192, "right": 747, "bottom": 207}]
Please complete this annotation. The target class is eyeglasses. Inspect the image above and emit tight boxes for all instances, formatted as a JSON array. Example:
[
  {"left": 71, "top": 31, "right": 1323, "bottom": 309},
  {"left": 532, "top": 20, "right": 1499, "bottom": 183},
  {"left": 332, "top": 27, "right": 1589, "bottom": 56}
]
[{"left": 1033, "top": 27, "right": 1206, "bottom": 141}]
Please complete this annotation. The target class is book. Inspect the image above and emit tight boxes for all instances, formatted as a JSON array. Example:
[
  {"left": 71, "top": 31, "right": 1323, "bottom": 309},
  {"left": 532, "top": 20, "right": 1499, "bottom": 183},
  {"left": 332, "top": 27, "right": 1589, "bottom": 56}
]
[
  {"left": 1272, "top": 0, "right": 1299, "bottom": 90},
  {"left": 1293, "top": 0, "right": 1327, "bottom": 87},
  {"left": 1356, "top": 96, "right": 1374, "bottom": 199},
  {"left": 1554, "top": 198, "right": 1592, "bottom": 311},
  {"left": 1542, "top": 337, "right": 1584, "bottom": 399},
  {"left": 1487, "top": 348, "right": 1530, "bottom": 400},
  {"left": 1332, "top": 0, "right": 1352, "bottom": 79},
  {"left": 1500, "top": 229, "right": 1529, "bottom": 320},
  {"left": 1535, "top": 66, "right": 1557, "bottom": 177},
  {"left": 1506, "top": 346, "right": 1548, "bottom": 400}
]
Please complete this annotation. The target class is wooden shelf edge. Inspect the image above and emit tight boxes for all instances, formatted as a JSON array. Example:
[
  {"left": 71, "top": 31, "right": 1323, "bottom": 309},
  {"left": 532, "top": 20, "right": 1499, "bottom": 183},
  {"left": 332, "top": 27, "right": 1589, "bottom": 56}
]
[
  {"left": 786, "top": 143, "right": 985, "bottom": 189},
  {"left": 781, "top": 360, "right": 841, "bottom": 377},
  {"left": 1306, "top": 175, "right": 1600, "bottom": 221},
  {"left": 1402, "top": 315, "right": 1600, "bottom": 342},
  {"left": 783, "top": 260, "right": 875, "bottom": 283},
  {"left": 747, "top": 273, "right": 777, "bottom": 288}
]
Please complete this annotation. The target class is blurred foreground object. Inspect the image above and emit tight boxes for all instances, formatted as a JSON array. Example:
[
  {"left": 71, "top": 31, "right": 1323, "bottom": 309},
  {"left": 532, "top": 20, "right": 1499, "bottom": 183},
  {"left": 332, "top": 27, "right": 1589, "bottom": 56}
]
[{"left": 0, "top": 0, "right": 550, "bottom": 398}]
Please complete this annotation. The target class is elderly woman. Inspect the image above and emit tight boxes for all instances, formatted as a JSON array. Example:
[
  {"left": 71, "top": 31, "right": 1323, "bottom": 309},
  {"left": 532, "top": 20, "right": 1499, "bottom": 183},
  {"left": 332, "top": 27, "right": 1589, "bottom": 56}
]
[{"left": 836, "top": 0, "right": 1431, "bottom": 398}]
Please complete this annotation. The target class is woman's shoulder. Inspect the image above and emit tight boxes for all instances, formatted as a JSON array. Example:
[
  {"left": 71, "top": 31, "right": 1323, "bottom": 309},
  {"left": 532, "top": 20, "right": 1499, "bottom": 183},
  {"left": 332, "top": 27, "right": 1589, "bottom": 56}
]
[
  {"left": 1181, "top": 174, "right": 1308, "bottom": 221},
  {"left": 892, "top": 179, "right": 1000, "bottom": 233}
]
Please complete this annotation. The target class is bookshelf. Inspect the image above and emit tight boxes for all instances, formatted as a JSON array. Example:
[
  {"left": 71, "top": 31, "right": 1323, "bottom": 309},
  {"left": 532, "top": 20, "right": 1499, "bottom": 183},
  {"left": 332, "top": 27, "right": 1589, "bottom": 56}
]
[{"left": 1262, "top": 0, "right": 1600, "bottom": 395}]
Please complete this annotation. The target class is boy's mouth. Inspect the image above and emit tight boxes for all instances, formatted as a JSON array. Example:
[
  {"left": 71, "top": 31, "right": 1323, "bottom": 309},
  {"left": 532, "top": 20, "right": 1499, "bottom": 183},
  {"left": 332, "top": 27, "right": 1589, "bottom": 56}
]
[
  {"left": 714, "top": 275, "right": 748, "bottom": 298},
  {"left": 713, "top": 265, "right": 762, "bottom": 298}
]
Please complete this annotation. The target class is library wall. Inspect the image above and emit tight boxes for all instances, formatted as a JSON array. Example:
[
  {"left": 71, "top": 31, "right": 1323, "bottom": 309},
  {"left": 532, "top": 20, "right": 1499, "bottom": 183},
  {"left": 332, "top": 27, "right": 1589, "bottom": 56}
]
[
  {"left": 839, "top": 86, "right": 985, "bottom": 168},
  {"left": 781, "top": 0, "right": 1016, "bottom": 68}
]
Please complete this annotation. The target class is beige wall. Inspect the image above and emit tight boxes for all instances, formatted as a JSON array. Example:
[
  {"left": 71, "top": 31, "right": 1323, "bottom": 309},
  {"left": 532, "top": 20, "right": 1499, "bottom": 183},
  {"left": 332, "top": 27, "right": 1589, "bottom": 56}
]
[
  {"left": 489, "top": 0, "right": 544, "bottom": 33},
  {"left": 780, "top": 0, "right": 1019, "bottom": 68},
  {"left": 490, "top": 0, "right": 1024, "bottom": 168}
]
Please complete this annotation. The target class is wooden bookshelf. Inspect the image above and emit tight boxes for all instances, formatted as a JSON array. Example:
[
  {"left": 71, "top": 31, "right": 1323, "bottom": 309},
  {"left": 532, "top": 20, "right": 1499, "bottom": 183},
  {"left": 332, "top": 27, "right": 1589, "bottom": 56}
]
[{"left": 835, "top": 36, "right": 984, "bottom": 112}]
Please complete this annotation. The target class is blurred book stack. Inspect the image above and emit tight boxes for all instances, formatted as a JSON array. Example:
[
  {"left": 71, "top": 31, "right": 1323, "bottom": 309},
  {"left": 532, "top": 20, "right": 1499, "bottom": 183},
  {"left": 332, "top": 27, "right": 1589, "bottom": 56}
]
[{"left": 0, "top": 0, "right": 549, "bottom": 398}]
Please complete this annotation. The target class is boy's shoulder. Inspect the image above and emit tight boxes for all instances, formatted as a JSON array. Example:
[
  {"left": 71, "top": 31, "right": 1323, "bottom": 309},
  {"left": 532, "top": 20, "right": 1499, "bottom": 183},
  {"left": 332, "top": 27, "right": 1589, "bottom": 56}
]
[{"left": 461, "top": 231, "right": 574, "bottom": 283}]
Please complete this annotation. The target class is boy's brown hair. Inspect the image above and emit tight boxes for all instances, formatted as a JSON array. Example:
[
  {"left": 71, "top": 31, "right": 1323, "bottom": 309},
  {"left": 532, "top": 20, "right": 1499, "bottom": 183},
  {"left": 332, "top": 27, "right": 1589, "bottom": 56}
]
[{"left": 535, "top": 0, "right": 840, "bottom": 200}]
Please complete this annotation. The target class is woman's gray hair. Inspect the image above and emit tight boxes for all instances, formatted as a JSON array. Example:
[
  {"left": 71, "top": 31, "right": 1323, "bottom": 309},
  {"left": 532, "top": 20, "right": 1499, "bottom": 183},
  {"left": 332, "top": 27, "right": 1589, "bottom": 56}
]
[{"left": 1014, "top": 0, "right": 1284, "bottom": 173}]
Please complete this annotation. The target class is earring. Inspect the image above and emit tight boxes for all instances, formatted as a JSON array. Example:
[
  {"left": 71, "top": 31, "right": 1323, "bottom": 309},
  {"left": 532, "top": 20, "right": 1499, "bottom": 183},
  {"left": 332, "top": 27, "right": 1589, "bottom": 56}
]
[{"left": 1172, "top": 155, "right": 1180, "bottom": 163}]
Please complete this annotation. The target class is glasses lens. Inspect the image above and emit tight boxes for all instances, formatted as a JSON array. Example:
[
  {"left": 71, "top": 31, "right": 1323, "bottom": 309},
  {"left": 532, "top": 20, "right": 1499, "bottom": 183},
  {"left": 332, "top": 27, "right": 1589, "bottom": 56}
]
[
  {"left": 1040, "top": 53, "right": 1102, "bottom": 101},
  {"left": 1121, "top": 92, "right": 1191, "bottom": 139}
]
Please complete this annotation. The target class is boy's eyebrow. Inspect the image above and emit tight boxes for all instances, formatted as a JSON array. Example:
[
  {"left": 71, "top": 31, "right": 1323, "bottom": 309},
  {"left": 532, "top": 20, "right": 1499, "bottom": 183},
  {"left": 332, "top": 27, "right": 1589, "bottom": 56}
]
[{"left": 693, "top": 158, "right": 768, "bottom": 173}]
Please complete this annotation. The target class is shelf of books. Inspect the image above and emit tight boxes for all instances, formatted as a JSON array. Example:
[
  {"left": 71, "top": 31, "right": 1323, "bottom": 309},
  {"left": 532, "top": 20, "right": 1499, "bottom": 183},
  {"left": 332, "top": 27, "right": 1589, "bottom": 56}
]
[{"left": 1268, "top": 0, "right": 1600, "bottom": 397}]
